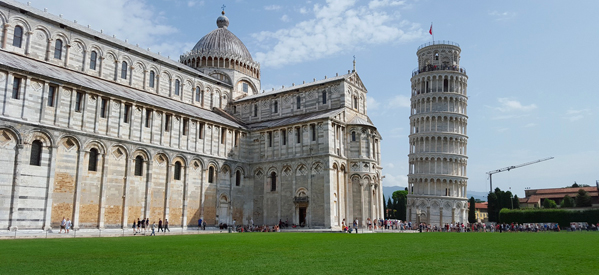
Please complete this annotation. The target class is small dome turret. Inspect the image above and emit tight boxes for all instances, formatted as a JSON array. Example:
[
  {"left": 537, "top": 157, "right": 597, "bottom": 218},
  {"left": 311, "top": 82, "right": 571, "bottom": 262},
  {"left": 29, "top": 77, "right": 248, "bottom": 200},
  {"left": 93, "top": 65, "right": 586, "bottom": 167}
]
[{"left": 216, "top": 11, "right": 229, "bottom": 28}]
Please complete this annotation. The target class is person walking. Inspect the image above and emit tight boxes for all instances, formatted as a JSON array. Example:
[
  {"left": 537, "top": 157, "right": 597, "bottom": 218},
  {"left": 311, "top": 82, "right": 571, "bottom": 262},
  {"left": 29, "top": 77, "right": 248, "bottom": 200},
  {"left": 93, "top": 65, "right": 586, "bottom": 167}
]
[
  {"left": 198, "top": 218, "right": 202, "bottom": 231},
  {"left": 145, "top": 218, "right": 149, "bottom": 234},
  {"left": 60, "top": 217, "right": 66, "bottom": 233},
  {"left": 133, "top": 219, "right": 137, "bottom": 235},
  {"left": 158, "top": 219, "right": 163, "bottom": 232},
  {"left": 164, "top": 219, "right": 170, "bottom": 232},
  {"left": 202, "top": 220, "right": 206, "bottom": 230},
  {"left": 150, "top": 221, "right": 156, "bottom": 236},
  {"left": 66, "top": 218, "right": 72, "bottom": 233}
]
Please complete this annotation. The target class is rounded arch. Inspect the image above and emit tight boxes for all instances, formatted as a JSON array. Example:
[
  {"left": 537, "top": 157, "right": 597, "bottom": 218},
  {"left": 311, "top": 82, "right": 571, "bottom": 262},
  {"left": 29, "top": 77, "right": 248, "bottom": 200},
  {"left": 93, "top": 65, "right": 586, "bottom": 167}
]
[
  {"left": 295, "top": 187, "right": 308, "bottom": 197},
  {"left": 56, "top": 134, "right": 82, "bottom": 149},
  {"left": 205, "top": 159, "right": 220, "bottom": 172},
  {"left": 266, "top": 166, "right": 278, "bottom": 175},
  {"left": 83, "top": 139, "right": 107, "bottom": 154},
  {"left": 9, "top": 16, "right": 32, "bottom": 32},
  {"left": 0, "top": 126, "right": 23, "bottom": 145},
  {"left": 190, "top": 158, "right": 205, "bottom": 171},
  {"left": 172, "top": 155, "right": 188, "bottom": 166},
  {"left": 131, "top": 148, "right": 150, "bottom": 161},
  {"left": 134, "top": 60, "right": 147, "bottom": 72},
  {"left": 28, "top": 128, "right": 54, "bottom": 146},
  {"left": 51, "top": 31, "right": 71, "bottom": 45},
  {"left": 233, "top": 165, "right": 245, "bottom": 176},
  {"left": 71, "top": 38, "right": 88, "bottom": 52},
  {"left": 88, "top": 44, "right": 104, "bottom": 57},
  {"left": 153, "top": 152, "right": 170, "bottom": 165}
]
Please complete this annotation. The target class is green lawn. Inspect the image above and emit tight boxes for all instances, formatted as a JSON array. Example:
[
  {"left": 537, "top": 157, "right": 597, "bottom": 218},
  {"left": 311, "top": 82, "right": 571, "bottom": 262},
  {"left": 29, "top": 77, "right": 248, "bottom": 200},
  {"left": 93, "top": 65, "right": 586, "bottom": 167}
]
[{"left": 1, "top": 232, "right": 597, "bottom": 274}]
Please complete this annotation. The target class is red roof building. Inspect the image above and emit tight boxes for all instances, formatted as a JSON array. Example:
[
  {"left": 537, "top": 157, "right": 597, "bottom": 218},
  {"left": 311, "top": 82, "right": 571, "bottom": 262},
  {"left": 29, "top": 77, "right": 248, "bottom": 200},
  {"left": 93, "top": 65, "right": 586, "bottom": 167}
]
[{"left": 520, "top": 186, "right": 599, "bottom": 208}]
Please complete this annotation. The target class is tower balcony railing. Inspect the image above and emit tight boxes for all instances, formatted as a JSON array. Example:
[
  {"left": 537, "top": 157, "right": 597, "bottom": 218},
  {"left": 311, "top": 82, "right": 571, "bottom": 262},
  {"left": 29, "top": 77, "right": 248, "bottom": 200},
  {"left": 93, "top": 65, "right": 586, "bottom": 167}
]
[
  {"left": 412, "top": 64, "right": 467, "bottom": 77},
  {"left": 417, "top": 40, "right": 460, "bottom": 51}
]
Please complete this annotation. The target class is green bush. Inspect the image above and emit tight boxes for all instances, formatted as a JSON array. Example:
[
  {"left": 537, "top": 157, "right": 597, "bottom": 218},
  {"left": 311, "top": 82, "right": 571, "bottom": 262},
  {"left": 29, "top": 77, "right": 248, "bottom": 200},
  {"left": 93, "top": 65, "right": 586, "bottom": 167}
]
[
  {"left": 543, "top": 199, "right": 557, "bottom": 208},
  {"left": 499, "top": 208, "right": 599, "bottom": 228}
]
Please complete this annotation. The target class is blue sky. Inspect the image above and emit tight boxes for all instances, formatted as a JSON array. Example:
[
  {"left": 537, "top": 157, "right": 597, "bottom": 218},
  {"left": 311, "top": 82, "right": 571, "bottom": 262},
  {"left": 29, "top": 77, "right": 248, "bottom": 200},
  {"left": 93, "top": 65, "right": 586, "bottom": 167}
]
[{"left": 27, "top": 0, "right": 598, "bottom": 196}]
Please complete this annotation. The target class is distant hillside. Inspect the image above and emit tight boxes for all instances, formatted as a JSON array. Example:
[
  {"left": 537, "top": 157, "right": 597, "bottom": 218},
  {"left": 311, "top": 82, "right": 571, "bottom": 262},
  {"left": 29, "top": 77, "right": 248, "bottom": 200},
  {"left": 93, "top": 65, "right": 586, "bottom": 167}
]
[{"left": 383, "top": 186, "right": 489, "bottom": 202}]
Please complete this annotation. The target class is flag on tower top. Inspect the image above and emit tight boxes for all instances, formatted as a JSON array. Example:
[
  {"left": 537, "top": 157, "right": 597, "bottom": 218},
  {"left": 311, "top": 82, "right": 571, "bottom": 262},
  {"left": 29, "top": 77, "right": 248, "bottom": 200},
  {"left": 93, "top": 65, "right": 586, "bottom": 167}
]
[{"left": 429, "top": 24, "right": 433, "bottom": 35}]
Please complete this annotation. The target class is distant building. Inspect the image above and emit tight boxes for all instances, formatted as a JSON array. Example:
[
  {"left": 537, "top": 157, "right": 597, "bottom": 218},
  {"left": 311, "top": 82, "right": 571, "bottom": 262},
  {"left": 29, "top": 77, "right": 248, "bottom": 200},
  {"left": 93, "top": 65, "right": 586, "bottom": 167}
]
[
  {"left": 520, "top": 186, "right": 599, "bottom": 208},
  {"left": 467, "top": 202, "right": 488, "bottom": 223}
]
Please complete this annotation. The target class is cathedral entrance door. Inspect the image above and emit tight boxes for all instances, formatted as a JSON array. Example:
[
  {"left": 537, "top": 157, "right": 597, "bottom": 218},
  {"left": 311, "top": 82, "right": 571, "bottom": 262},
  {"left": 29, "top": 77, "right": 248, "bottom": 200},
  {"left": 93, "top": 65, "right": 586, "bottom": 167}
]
[{"left": 299, "top": 207, "right": 307, "bottom": 227}]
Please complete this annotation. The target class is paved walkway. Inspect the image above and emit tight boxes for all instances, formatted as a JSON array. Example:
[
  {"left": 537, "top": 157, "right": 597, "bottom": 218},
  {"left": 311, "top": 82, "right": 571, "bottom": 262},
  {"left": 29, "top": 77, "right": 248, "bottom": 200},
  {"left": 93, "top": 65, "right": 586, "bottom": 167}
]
[{"left": 0, "top": 227, "right": 418, "bottom": 240}]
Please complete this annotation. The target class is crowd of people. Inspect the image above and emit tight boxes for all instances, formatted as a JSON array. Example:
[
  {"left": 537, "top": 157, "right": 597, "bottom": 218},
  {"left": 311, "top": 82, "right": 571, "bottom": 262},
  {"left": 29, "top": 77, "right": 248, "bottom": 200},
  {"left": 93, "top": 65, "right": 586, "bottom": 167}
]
[{"left": 132, "top": 218, "right": 169, "bottom": 236}]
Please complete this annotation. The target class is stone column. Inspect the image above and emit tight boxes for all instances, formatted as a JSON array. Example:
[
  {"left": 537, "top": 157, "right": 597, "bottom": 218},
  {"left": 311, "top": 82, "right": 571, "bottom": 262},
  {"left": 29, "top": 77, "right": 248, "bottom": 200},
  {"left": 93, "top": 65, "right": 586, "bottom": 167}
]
[
  {"left": 8, "top": 144, "right": 24, "bottom": 230},
  {"left": 25, "top": 31, "right": 33, "bottom": 56},
  {"left": 42, "top": 145, "right": 58, "bottom": 230},
  {"left": 72, "top": 148, "right": 85, "bottom": 229},
  {"left": 64, "top": 44, "right": 71, "bottom": 67},
  {"left": 426, "top": 206, "right": 431, "bottom": 225},
  {"left": 1, "top": 23, "right": 10, "bottom": 49},
  {"left": 164, "top": 163, "right": 171, "bottom": 221},
  {"left": 143, "top": 156, "right": 153, "bottom": 219},
  {"left": 98, "top": 150, "right": 109, "bottom": 229},
  {"left": 121, "top": 155, "right": 131, "bottom": 229},
  {"left": 181, "top": 164, "right": 190, "bottom": 229},
  {"left": 451, "top": 207, "right": 456, "bottom": 224},
  {"left": 439, "top": 208, "right": 444, "bottom": 228}
]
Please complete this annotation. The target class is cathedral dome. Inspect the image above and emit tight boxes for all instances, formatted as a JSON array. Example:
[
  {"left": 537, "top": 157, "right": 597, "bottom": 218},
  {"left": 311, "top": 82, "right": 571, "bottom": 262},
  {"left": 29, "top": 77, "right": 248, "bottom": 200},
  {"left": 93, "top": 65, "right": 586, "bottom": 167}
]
[{"left": 191, "top": 11, "right": 253, "bottom": 62}]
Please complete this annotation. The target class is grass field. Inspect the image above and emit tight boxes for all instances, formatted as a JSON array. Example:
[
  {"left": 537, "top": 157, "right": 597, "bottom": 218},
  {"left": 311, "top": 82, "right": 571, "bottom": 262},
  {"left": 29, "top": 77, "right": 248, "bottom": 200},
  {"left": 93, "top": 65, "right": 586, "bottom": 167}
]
[{"left": 1, "top": 232, "right": 598, "bottom": 274}]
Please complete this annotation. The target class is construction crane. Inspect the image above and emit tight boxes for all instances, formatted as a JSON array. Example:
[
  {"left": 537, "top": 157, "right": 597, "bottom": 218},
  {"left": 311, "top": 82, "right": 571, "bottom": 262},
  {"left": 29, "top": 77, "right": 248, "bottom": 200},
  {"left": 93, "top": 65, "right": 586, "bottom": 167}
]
[{"left": 486, "top": 157, "right": 554, "bottom": 192}]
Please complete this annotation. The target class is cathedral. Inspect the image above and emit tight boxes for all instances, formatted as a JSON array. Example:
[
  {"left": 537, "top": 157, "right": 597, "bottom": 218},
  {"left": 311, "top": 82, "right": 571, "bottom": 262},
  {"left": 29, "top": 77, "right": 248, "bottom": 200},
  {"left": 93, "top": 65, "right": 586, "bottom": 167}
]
[{"left": 0, "top": 0, "right": 383, "bottom": 231}]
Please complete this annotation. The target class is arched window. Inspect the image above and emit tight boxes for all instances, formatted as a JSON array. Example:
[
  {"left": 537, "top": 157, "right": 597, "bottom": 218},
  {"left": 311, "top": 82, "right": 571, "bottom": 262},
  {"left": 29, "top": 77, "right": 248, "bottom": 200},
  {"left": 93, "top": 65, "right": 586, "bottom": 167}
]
[
  {"left": 88, "top": 148, "right": 99, "bottom": 171},
  {"left": 195, "top": 86, "right": 201, "bottom": 102},
  {"left": 254, "top": 104, "right": 258, "bottom": 117},
  {"left": 121, "top": 61, "right": 128, "bottom": 79},
  {"left": 435, "top": 53, "right": 439, "bottom": 60},
  {"left": 351, "top": 131, "right": 356, "bottom": 141},
  {"left": 208, "top": 166, "right": 215, "bottom": 183},
  {"left": 270, "top": 172, "right": 277, "bottom": 191},
  {"left": 149, "top": 71, "right": 155, "bottom": 88},
  {"left": 296, "top": 96, "right": 301, "bottom": 109},
  {"left": 174, "top": 79, "right": 180, "bottom": 96},
  {"left": 353, "top": 96, "right": 358, "bottom": 109},
  {"left": 89, "top": 51, "right": 97, "bottom": 70},
  {"left": 30, "top": 140, "right": 43, "bottom": 166},
  {"left": 13, "top": 26, "right": 23, "bottom": 48},
  {"left": 174, "top": 161, "right": 182, "bottom": 180},
  {"left": 235, "top": 170, "right": 241, "bottom": 186},
  {"left": 54, "top": 39, "right": 63, "bottom": 59},
  {"left": 134, "top": 155, "right": 144, "bottom": 176},
  {"left": 322, "top": 91, "right": 327, "bottom": 104},
  {"left": 273, "top": 101, "right": 278, "bottom": 113}
]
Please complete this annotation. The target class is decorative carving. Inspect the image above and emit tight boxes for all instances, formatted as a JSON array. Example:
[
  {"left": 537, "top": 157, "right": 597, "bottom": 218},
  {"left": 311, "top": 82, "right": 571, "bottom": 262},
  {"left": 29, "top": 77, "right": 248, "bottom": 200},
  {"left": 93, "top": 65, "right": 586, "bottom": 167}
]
[
  {"left": 0, "top": 73, "right": 5, "bottom": 82},
  {"left": 30, "top": 81, "right": 42, "bottom": 91}
]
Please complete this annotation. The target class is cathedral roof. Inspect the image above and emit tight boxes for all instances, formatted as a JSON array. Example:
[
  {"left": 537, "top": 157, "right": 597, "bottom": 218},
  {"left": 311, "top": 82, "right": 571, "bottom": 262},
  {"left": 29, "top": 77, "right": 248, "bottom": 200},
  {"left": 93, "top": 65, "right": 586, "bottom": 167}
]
[
  {"left": 247, "top": 108, "right": 345, "bottom": 130},
  {"left": 347, "top": 116, "right": 375, "bottom": 127},
  {"left": 191, "top": 12, "right": 253, "bottom": 62},
  {"left": 0, "top": 51, "right": 245, "bottom": 129},
  {"left": 236, "top": 73, "right": 350, "bottom": 102}
]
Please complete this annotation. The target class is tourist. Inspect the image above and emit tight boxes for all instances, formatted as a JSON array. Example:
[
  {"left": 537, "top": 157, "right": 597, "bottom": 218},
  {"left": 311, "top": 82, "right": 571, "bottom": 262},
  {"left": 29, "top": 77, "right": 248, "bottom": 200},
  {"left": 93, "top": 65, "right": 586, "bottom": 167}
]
[
  {"left": 132, "top": 219, "right": 137, "bottom": 235},
  {"left": 145, "top": 218, "right": 149, "bottom": 233},
  {"left": 164, "top": 219, "right": 170, "bottom": 232},
  {"left": 66, "top": 218, "right": 71, "bottom": 233},
  {"left": 198, "top": 218, "right": 202, "bottom": 230},
  {"left": 60, "top": 217, "right": 66, "bottom": 233},
  {"left": 150, "top": 221, "right": 156, "bottom": 236},
  {"left": 158, "top": 219, "right": 163, "bottom": 232}
]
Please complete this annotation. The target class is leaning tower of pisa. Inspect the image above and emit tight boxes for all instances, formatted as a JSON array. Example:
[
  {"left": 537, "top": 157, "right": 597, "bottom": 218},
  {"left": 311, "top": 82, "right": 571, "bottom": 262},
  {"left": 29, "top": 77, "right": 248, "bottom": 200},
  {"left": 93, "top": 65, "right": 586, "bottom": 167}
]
[{"left": 406, "top": 41, "right": 469, "bottom": 227}]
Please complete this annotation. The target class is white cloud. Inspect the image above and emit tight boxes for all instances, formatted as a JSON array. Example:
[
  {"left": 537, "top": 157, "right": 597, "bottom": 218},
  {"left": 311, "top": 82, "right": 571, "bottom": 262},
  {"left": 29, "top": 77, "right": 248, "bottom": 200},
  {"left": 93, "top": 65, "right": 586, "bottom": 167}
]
[
  {"left": 564, "top": 109, "right": 591, "bottom": 121},
  {"left": 368, "top": 0, "right": 406, "bottom": 9},
  {"left": 385, "top": 162, "right": 395, "bottom": 169},
  {"left": 495, "top": 98, "right": 537, "bottom": 112},
  {"left": 30, "top": 0, "right": 183, "bottom": 57},
  {"left": 367, "top": 96, "right": 381, "bottom": 110},
  {"left": 522, "top": 123, "right": 537, "bottom": 128},
  {"left": 280, "top": 14, "right": 291, "bottom": 22},
  {"left": 264, "top": 5, "right": 282, "bottom": 11},
  {"left": 187, "top": 1, "right": 204, "bottom": 7},
  {"left": 388, "top": 95, "right": 411, "bottom": 108},
  {"left": 299, "top": 7, "right": 308, "bottom": 14},
  {"left": 489, "top": 10, "right": 516, "bottom": 21},
  {"left": 252, "top": 0, "right": 424, "bottom": 67},
  {"left": 382, "top": 173, "right": 408, "bottom": 187}
]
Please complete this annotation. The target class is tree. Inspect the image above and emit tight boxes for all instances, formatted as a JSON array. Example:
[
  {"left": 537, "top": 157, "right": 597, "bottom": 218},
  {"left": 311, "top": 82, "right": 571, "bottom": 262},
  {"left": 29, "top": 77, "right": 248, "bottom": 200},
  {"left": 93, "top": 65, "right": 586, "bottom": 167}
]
[
  {"left": 487, "top": 192, "right": 498, "bottom": 222},
  {"left": 386, "top": 197, "right": 393, "bottom": 218},
  {"left": 468, "top": 197, "right": 476, "bottom": 223},
  {"left": 512, "top": 195, "right": 520, "bottom": 209},
  {"left": 560, "top": 195, "right": 575, "bottom": 208},
  {"left": 575, "top": 189, "right": 592, "bottom": 207},
  {"left": 392, "top": 190, "right": 408, "bottom": 221},
  {"left": 543, "top": 199, "right": 557, "bottom": 209}
]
